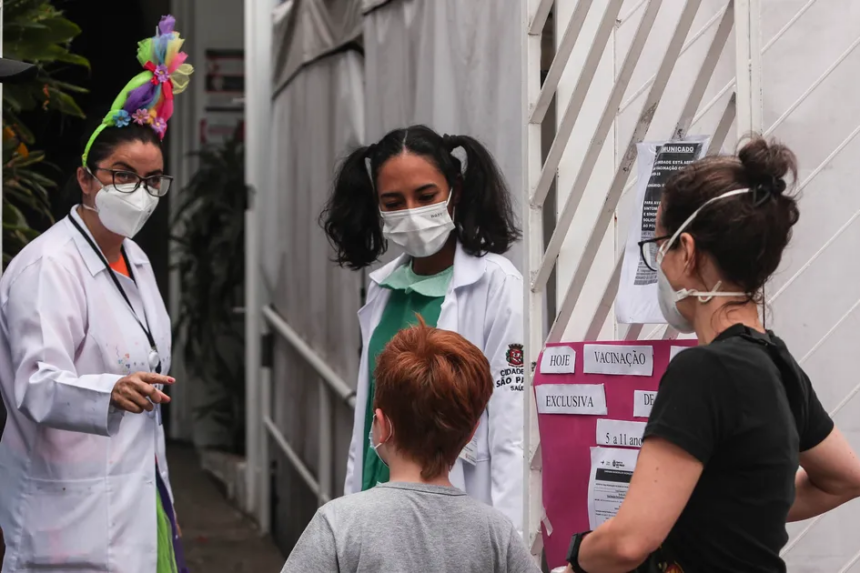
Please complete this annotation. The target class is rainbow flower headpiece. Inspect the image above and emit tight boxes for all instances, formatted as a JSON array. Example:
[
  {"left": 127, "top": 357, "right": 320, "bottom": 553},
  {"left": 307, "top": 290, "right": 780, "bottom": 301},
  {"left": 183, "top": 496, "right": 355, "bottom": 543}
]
[{"left": 82, "top": 15, "right": 193, "bottom": 166}]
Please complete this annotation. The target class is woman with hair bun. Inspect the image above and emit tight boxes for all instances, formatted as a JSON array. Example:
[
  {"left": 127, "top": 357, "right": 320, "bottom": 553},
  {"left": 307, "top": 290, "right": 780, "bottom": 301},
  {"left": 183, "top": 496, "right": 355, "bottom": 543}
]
[
  {"left": 321, "top": 125, "right": 525, "bottom": 532},
  {"left": 563, "top": 137, "right": 860, "bottom": 573}
]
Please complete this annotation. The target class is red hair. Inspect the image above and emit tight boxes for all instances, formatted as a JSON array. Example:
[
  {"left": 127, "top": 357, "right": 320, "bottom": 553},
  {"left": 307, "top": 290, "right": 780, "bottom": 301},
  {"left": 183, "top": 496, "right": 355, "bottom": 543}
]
[{"left": 373, "top": 316, "right": 493, "bottom": 479}]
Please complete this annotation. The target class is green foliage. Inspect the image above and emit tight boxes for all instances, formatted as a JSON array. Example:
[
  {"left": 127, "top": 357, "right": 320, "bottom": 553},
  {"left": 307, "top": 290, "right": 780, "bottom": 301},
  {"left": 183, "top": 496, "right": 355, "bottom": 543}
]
[
  {"left": 172, "top": 133, "right": 247, "bottom": 452},
  {"left": 2, "top": 0, "right": 90, "bottom": 264}
]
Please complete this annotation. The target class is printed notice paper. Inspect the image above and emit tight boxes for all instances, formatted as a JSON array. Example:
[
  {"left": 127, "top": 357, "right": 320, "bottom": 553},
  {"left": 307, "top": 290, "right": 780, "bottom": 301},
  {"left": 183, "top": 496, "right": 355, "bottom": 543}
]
[
  {"left": 588, "top": 447, "right": 639, "bottom": 529},
  {"left": 533, "top": 339, "right": 698, "bottom": 568},
  {"left": 583, "top": 344, "right": 654, "bottom": 377},
  {"left": 536, "top": 384, "right": 608, "bottom": 416},
  {"left": 540, "top": 346, "right": 576, "bottom": 374},
  {"left": 596, "top": 418, "right": 647, "bottom": 448},
  {"left": 633, "top": 390, "right": 657, "bottom": 418},
  {"left": 616, "top": 136, "right": 710, "bottom": 324},
  {"left": 670, "top": 345, "right": 690, "bottom": 362}
]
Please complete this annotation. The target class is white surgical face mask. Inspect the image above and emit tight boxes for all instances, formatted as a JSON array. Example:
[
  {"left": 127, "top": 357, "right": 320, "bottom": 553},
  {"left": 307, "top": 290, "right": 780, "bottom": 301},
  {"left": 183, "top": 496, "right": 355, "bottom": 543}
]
[
  {"left": 657, "top": 264, "right": 696, "bottom": 333},
  {"left": 84, "top": 169, "right": 159, "bottom": 238},
  {"left": 368, "top": 415, "right": 390, "bottom": 468},
  {"left": 380, "top": 192, "right": 456, "bottom": 258},
  {"left": 656, "top": 188, "right": 752, "bottom": 333}
]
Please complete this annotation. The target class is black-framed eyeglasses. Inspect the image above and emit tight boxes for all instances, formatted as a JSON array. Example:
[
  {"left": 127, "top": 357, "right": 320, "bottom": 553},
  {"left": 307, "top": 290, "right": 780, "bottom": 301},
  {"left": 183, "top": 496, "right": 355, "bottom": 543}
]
[
  {"left": 92, "top": 168, "right": 173, "bottom": 197},
  {"left": 637, "top": 235, "right": 672, "bottom": 272}
]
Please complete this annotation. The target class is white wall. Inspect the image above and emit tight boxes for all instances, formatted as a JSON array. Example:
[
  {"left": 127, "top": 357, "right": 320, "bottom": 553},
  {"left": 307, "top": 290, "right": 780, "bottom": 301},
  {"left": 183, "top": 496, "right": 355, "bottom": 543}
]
[
  {"left": 555, "top": 1, "right": 619, "bottom": 343},
  {"left": 760, "top": 2, "right": 860, "bottom": 570}
]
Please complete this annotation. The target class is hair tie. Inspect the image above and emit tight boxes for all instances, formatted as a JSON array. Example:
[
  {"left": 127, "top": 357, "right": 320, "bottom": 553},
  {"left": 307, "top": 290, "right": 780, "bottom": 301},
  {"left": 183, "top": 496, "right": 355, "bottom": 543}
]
[
  {"left": 771, "top": 177, "right": 787, "bottom": 195},
  {"left": 364, "top": 144, "right": 376, "bottom": 191},
  {"left": 751, "top": 176, "right": 786, "bottom": 206},
  {"left": 442, "top": 134, "right": 458, "bottom": 152}
]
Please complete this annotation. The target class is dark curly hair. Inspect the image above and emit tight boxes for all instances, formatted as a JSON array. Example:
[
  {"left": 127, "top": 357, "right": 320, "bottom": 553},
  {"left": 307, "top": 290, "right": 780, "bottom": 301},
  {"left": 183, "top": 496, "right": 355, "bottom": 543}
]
[
  {"left": 660, "top": 136, "right": 800, "bottom": 301},
  {"left": 321, "top": 125, "right": 521, "bottom": 270}
]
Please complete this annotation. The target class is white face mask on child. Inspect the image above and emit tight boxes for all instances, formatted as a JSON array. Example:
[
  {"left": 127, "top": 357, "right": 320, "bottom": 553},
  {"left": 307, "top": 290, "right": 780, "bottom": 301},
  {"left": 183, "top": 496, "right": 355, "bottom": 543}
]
[{"left": 368, "top": 414, "right": 391, "bottom": 468}]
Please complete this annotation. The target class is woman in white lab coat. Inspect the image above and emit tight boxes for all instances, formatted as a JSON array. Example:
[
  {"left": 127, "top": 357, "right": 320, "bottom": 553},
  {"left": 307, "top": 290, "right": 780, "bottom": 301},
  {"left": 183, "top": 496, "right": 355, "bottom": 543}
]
[
  {"left": 321, "top": 125, "right": 525, "bottom": 533},
  {"left": 0, "top": 15, "right": 192, "bottom": 573}
]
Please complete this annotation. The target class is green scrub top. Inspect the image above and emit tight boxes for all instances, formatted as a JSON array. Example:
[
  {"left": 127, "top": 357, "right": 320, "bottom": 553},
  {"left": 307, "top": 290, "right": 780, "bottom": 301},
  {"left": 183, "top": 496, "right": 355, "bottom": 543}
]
[{"left": 361, "top": 262, "right": 454, "bottom": 491}]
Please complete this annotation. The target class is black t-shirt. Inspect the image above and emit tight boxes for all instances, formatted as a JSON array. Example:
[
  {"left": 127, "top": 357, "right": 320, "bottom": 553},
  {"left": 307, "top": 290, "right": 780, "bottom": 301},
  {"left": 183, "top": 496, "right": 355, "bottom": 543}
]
[{"left": 643, "top": 324, "right": 834, "bottom": 573}]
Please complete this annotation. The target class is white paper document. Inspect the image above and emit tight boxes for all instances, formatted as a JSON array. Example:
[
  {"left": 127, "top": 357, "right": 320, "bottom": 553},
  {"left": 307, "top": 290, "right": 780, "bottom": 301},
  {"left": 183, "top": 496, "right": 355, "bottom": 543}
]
[
  {"left": 540, "top": 346, "right": 576, "bottom": 374},
  {"left": 670, "top": 345, "right": 690, "bottom": 362},
  {"left": 596, "top": 418, "right": 647, "bottom": 448},
  {"left": 633, "top": 390, "right": 657, "bottom": 418},
  {"left": 535, "top": 384, "right": 607, "bottom": 415},
  {"left": 583, "top": 344, "right": 654, "bottom": 377},
  {"left": 588, "top": 447, "right": 639, "bottom": 529},
  {"left": 615, "top": 136, "right": 710, "bottom": 324}
]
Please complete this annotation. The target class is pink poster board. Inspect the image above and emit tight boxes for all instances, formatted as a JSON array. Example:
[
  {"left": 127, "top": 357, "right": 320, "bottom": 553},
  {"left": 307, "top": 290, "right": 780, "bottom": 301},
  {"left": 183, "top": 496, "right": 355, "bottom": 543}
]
[{"left": 535, "top": 340, "right": 697, "bottom": 569}]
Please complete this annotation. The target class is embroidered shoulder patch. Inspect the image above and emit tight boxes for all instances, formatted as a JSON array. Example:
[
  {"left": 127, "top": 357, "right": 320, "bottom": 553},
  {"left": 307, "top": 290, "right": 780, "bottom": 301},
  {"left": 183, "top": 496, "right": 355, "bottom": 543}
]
[{"left": 506, "top": 343, "right": 524, "bottom": 367}]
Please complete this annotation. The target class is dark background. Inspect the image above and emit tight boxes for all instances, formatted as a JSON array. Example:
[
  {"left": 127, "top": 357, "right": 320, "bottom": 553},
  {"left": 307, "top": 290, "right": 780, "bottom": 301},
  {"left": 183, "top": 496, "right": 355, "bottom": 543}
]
[{"left": 29, "top": 0, "right": 173, "bottom": 301}]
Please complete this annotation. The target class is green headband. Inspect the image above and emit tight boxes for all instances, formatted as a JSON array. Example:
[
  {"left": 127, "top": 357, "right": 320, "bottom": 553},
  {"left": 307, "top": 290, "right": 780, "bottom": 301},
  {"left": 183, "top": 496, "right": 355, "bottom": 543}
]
[{"left": 81, "top": 71, "right": 152, "bottom": 167}]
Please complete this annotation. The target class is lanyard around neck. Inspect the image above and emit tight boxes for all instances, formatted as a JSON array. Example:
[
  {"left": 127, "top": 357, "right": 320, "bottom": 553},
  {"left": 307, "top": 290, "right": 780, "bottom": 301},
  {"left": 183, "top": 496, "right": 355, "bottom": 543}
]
[{"left": 69, "top": 215, "right": 162, "bottom": 374}]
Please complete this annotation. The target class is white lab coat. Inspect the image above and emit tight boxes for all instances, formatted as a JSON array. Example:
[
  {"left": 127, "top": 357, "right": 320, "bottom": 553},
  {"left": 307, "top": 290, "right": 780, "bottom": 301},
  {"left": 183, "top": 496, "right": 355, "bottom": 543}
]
[
  {"left": 0, "top": 207, "right": 174, "bottom": 572},
  {"left": 344, "top": 242, "right": 525, "bottom": 533}
]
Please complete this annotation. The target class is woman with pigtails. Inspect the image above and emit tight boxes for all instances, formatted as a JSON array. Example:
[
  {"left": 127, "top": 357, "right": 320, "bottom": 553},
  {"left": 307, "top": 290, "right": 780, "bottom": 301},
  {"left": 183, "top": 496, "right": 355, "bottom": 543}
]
[{"left": 322, "top": 125, "right": 526, "bottom": 533}]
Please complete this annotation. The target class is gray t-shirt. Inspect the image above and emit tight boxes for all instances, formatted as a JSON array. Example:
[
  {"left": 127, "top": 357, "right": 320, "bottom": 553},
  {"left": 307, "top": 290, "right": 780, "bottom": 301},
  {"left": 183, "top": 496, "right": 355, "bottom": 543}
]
[{"left": 281, "top": 482, "right": 539, "bottom": 573}]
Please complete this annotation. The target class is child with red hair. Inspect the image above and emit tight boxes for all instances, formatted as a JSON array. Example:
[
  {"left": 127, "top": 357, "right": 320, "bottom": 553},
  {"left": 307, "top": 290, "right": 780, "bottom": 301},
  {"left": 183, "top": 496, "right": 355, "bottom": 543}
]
[{"left": 281, "top": 318, "right": 537, "bottom": 573}]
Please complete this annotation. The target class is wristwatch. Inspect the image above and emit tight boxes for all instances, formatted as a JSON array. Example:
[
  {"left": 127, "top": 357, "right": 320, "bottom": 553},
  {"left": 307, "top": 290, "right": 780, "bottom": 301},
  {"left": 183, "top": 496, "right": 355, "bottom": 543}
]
[{"left": 566, "top": 531, "right": 592, "bottom": 573}]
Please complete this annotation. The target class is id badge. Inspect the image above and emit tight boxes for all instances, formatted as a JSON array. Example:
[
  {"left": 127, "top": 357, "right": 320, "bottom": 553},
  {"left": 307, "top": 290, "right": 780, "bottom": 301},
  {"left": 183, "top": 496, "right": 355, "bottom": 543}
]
[
  {"left": 458, "top": 436, "right": 479, "bottom": 465},
  {"left": 148, "top": 384, "right": 164, "bottom": 424},
  {"left": 154, "top": 383, "right": 163, "bottom": 425}
]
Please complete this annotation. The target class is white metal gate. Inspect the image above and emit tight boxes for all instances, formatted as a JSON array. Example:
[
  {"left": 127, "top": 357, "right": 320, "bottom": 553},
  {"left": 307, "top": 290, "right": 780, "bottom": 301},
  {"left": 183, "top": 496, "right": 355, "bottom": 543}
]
[{"left": 521, "top": 0, "right": 860, "bottom": 569}]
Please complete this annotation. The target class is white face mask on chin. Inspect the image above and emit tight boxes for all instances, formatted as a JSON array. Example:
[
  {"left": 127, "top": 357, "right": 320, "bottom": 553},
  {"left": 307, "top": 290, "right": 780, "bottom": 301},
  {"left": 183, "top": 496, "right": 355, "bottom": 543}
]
[
  {"left": 380, "top": 192, "right": 456, "bottom": 259},
  {"left": 656, "top": 188, "right": 752, "bottom": 333},
  {"left": 83, "top": 174, "right": 159, "bottom": 239}
]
